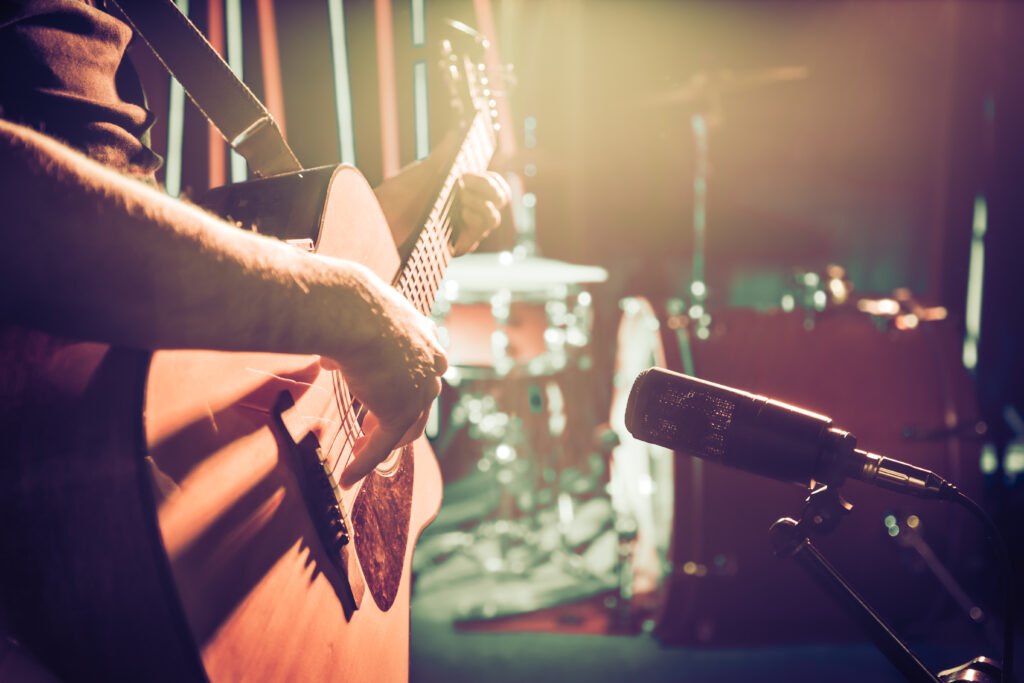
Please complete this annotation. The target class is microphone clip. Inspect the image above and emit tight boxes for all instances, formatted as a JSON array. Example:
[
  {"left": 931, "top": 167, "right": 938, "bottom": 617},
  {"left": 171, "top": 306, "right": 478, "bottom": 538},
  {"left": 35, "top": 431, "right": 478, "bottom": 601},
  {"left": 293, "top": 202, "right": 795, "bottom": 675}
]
[
  {"left": 799, "top": 485, "right": 854, "bottom": 538},
  {"left": 770, "top": 485, "right": 852, "bottom": 559}
]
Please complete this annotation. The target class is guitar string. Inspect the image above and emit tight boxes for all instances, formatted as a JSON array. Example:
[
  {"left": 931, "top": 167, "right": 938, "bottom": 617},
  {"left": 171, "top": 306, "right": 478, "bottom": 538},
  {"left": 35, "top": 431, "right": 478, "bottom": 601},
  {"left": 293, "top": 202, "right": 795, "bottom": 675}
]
[
  {"left": 314, "top": 111, "right": 497, "bottom": 486},
  {"left": 335, "top": 111, "right": 495, "bottom": 444},
  {"left": 323, "top": 212, "right": 457, "bottom": 481},
  {"left": 323, "top": 187, "right": 460, "bottom": 479}
]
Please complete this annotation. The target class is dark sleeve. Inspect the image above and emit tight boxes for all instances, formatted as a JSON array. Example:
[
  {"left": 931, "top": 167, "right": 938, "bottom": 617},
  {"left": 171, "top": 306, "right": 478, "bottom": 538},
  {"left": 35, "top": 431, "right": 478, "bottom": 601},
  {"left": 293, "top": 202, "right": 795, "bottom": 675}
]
[{"left": 0, "top": 0, "right": 161, "bottom": 175}]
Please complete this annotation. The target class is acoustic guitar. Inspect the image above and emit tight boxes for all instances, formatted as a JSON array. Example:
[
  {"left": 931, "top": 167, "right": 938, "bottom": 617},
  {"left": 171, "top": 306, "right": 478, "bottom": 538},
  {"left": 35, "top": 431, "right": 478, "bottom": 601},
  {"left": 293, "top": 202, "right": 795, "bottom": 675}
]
[{"left": 0, "top": 41, "right": 499, "bottom": 681}]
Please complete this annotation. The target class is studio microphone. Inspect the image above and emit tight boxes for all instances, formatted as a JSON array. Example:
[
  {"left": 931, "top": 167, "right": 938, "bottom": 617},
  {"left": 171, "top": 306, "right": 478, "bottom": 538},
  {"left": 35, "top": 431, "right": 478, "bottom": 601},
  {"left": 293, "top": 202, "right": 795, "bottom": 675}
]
[{"left": 625, "top": 367, "right": 957, "bottom": 500}]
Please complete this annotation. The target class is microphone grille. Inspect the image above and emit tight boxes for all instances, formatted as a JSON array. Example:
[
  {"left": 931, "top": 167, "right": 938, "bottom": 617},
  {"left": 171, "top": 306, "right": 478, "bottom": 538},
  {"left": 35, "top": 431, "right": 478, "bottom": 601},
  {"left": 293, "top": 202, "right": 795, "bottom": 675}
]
[{"left": 625, "top": 367, "right": 737, "bottom": 461}]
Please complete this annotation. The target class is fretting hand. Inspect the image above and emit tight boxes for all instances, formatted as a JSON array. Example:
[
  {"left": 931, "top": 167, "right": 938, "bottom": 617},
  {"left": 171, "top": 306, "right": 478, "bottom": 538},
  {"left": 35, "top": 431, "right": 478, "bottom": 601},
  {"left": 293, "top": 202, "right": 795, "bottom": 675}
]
[
  {"left": 373, "top": 133, "right": 511, "bottom": 254},
  {"left": 450, "top": 170, "right": 511, "bottom": 256}
]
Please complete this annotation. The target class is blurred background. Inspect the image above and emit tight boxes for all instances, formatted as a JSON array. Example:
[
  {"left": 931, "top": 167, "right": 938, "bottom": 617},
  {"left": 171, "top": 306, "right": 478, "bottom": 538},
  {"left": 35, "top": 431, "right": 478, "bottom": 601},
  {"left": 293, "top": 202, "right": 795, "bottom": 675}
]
[{"left": 129, "top": 1, "right": 1024, "bottom": 680}]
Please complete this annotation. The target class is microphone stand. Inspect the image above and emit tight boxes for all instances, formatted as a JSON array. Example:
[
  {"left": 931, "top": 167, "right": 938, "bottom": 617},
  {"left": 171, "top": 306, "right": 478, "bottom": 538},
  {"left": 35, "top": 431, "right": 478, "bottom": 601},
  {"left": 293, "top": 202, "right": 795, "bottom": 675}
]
[{"left": 769, "top": 486, "right": 1002, "bottom": 683}]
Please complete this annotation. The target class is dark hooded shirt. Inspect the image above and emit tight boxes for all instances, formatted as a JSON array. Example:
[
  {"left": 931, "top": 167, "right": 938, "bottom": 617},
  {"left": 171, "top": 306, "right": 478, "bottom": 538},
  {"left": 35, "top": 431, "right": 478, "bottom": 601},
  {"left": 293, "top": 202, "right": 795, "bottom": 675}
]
[{"left": 0, "top": 0, "right": 161, "bottom": 175}]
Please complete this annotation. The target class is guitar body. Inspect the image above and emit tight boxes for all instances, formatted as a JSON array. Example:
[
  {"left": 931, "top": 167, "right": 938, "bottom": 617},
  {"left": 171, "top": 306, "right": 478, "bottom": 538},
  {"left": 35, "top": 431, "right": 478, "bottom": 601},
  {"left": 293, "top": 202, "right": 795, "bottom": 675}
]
[
  {"left": 1, "top": 38, "right": 499, "bottom": 678},
  {"left": 0, "top": 330, "right": 208, "bottom": 681},
  {"left": 0, "top": 166, "right": 442, "bottom": 682},
  {"left": 148, "top": 165, "right": 442, "bottom": 682}
]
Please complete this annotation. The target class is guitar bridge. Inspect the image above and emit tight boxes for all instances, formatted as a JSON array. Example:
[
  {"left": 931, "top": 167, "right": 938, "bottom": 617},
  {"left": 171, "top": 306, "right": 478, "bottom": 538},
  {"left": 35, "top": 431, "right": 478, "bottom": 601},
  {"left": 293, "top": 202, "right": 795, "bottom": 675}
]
[
  {"left": 306, "top": 441, "right": 352, "bottom": 553},
  {"left": 270, "top": 391, "right": 364, "bottom": 615}
]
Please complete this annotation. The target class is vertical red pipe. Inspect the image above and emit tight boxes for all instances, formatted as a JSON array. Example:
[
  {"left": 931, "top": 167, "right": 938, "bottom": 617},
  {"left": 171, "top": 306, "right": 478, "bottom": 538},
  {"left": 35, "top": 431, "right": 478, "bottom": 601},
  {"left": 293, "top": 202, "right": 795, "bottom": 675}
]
[
  {"left": 256, "top": 0, "right": 287, "bottom": 139},
  {"left": 207, "top": 0, "right": 227, "bottom": 189},
  {"left": 375, "top": 0, "right": 401, "bottom": 178}
]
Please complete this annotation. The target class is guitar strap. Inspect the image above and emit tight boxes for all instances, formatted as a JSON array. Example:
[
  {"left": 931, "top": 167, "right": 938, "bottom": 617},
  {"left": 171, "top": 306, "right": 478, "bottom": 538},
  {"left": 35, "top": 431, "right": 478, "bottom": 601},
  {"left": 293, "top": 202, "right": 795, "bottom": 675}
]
[{"left": 109, "top": 0, "right": 303, "bottom": 178}]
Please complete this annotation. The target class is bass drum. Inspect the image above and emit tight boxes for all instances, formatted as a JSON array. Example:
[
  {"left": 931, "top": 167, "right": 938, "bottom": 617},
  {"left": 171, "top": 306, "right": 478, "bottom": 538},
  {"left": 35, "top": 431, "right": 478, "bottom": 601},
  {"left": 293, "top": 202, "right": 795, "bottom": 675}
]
[
  {"left": 606, "top": 298, "right": 675, "bottom": 610},
  {"left": 654, "top": 304, "right": 984, "bottom": 644}
]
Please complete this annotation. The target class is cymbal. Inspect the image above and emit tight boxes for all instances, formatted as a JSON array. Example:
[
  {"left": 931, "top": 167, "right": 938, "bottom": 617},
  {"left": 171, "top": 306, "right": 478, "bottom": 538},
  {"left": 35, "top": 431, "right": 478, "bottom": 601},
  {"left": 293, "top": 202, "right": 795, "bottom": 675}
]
[
  {"left": 639, "top": 66, "right": 809, "bottom": 108},
  {"left": 441, "top": 253, "right": 608, "bottom": 301}
]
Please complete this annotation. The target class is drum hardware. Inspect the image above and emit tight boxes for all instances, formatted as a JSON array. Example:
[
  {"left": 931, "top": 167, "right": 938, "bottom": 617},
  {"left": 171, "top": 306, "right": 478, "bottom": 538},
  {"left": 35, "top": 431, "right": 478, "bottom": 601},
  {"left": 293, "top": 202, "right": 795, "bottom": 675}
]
[
  {"left": 608, "top": 509, "right": 640, "bottom": 632},
  {"left": 432, "top": 252, "right": 606, "bottom": 380},
  {"left": 885, "top": 513, "right": 1005, "bottom": 650},
  {"left": 436, "top": 382, "right": 545, "bottom": 570},
  {"left": 645, "top": 66, "right": 811, "bottom": 338},
  {"left": 432, "top": 252, "right": 822, "bottom": 630},
  {"left": 856, "top": 287, "right": 950, "bottom": 332},
  {"left": 770, "top": 486, "right": 1002, "bottom": 683},
  {"left": 780, "top": 264, "right": 854, "bottom": 327},
  {"left": 411, "top": 254, "right": 624, "bottom": 620},
  {"left": 419, "top": 374, "right": 616, "bottom": 577},
  {"left": 653, "top": 301, "right": 985, "bottom": 644},
  {"left": 412, "top": 447, "right": 623, "bottom": 623},
  {"left": 688, "top": 111, "right": 711, "bottom": 343},
  {"left": 902, "top": 420, "right": 988, "bottom": 443},
  {"left": 413, "top": 294, "right": 677, "bottom": 624}
]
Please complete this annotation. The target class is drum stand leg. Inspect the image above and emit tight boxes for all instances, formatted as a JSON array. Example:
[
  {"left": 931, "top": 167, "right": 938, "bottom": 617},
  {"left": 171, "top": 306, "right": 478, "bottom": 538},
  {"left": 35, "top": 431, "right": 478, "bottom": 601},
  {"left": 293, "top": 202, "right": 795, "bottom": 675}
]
[
  {"left": 770, "top": 486, "right": 1001, "bottom": 683},
  {"left": 415, "top": 371, "right": 624, "bottom": 622},
  {"left": 426, "top": 400, "right": 581, "bottom": 577}
]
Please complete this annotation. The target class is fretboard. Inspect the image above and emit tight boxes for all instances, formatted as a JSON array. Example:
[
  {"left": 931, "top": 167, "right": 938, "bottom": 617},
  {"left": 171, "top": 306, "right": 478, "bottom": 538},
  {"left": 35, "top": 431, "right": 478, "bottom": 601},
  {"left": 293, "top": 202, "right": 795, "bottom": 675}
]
[{"left": 392, "top": 110, "right": 496, "bottom": 316}]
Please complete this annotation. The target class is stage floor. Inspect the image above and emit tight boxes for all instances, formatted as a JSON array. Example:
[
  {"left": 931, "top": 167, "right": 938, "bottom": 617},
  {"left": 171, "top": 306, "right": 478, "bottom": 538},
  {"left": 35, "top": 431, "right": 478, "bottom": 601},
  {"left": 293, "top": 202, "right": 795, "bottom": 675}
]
[{"left": 410, "top": 618, "right": 1004, "bottom": 683}]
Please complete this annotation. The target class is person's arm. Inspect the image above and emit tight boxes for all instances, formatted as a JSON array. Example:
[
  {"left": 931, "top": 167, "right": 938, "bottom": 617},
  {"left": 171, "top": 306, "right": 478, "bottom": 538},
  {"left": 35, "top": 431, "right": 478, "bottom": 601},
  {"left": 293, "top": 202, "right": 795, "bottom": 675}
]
[{"left": 0, "top": 118, "right": 444, "bottom": 484}]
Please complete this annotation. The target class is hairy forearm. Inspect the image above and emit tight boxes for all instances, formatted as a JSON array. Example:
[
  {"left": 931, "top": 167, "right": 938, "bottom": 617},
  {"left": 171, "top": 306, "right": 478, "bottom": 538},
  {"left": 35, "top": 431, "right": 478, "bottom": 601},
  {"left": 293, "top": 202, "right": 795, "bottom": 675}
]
[{"left": 0, "top": 119, "right": 383, "bottom": 359}]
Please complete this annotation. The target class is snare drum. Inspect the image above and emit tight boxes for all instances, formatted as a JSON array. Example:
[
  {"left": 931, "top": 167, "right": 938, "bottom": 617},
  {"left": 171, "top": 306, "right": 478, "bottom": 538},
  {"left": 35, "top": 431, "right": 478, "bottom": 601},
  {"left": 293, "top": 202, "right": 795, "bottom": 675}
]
[
  {"left": 434, "top": 253, "right": 607, "bottom": 377},
  {"left": 653, "top": 304, "right": 984, "bottom": 643}
]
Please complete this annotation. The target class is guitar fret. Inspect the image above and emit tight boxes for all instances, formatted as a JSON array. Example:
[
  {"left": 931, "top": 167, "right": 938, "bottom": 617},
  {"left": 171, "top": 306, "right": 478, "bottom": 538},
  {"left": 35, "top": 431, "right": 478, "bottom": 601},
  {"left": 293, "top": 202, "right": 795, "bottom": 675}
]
[{"left": 394, "top": 106, "right": 497, "bottom": 320}]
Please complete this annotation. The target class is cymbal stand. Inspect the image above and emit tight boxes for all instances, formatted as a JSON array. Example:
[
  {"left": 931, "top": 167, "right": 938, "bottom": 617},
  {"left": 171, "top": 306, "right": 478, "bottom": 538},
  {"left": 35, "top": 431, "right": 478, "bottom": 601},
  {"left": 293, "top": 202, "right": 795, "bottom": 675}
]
[
  {"left": 769, "top": 486, "right": 1001, "bottom": 683},
  {"left": 688, "top": 113, "right": 711, "bottom": 340},
  {"left": 465, "top": 390, "right": 540, "bottom": 575}
]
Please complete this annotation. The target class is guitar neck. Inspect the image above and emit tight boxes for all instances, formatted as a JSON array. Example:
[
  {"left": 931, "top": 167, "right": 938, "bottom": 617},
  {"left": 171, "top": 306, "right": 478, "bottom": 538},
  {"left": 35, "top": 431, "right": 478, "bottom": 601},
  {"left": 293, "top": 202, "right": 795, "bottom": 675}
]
[{"left": 393, "top": 110, "right": 496, "bottom": 316}]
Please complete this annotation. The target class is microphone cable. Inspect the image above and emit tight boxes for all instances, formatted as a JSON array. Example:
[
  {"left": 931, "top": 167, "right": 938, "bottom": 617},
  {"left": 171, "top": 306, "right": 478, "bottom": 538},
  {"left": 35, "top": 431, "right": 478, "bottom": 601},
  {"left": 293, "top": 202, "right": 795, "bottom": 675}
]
[{"left": 949, "top": 488, "right": 1014, "bottom": 682}]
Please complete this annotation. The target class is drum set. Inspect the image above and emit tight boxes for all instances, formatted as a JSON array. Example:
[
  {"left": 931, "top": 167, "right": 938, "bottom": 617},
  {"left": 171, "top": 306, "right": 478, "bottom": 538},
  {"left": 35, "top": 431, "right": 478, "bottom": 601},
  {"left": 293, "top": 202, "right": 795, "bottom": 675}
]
[
  {"left": 654, "top": 282, "right": 986, "bottom": 644},
  {"left": 408, "top": 63, "right": 997, "bottom": 683},
  {"left": 412, "top": 249, "right": 987, "bottom": 648},
  {"left": 412, "top": 252, "right": 681, "bottom": 625},
  {"left": 412, "top": 61, "right": 985, "bottom": 643}
]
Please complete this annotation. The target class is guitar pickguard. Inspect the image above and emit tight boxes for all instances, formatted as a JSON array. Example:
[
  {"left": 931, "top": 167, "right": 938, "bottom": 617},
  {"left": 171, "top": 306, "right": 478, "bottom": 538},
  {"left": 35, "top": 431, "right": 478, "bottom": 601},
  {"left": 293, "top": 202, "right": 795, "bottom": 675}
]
[{"left": 351, "top": 447, "right": 414, "bottom": 611}]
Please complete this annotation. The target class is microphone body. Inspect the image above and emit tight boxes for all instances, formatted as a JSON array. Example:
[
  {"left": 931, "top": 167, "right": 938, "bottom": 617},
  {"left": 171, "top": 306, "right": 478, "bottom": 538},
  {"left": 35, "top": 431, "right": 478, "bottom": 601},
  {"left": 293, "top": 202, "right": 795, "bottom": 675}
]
[{"left": 624, "top": 367, "right": 954, "bottom": 500}]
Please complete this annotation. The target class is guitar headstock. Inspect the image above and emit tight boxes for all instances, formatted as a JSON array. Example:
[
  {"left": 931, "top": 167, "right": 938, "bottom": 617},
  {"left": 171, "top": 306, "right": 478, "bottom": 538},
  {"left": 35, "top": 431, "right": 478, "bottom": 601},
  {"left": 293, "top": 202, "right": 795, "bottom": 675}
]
[{"left": 439, "top": 21, "right": 506, "bottom": 141}]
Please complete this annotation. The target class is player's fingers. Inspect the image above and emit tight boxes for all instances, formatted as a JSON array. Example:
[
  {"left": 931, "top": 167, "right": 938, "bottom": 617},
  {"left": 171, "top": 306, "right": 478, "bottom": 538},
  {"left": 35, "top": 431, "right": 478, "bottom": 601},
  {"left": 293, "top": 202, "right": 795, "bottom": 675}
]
[{"left": 340, "top": 418, "right": 405, "bottom": 488}]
